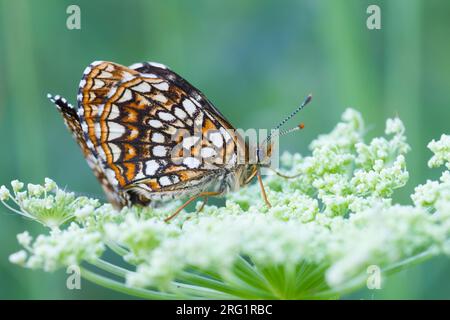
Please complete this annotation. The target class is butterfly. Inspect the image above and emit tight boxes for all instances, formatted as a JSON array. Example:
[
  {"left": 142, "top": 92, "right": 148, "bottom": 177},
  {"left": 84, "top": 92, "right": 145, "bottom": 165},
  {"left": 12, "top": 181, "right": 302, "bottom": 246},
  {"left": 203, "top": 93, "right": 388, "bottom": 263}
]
[{"left": 48, "top": 61, "right": 311, "bottom": 221}]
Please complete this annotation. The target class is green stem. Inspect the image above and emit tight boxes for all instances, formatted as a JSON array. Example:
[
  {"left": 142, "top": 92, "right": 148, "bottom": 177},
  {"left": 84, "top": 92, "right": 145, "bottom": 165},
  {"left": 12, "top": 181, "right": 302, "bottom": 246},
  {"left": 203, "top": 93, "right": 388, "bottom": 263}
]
[
  {"left": 90, "top": 259, "right": 239, "bottom": 299},
  {"left": 312, "top": 249, "right": 436, "bottom": 298},
  {"left": 170, "top": 281, "right": 238, "bottom": 300},
  {"left": 80, "top": 267, "right": 177, "bottom": 300},
  {"left": 177, "top": 271, "right": 240, "bottom": 296},
  {"left": 106, "top": 241, "right": 129, "bottom": 257},
  {"left": 90, "top": 258, "right": 130, "bottom": 278}
]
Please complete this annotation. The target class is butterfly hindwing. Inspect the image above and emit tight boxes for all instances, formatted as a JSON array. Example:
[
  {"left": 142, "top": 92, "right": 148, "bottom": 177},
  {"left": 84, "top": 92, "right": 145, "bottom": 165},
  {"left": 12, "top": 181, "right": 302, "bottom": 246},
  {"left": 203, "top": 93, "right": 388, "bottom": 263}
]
[{"left": 47, "top": 94, "right": 126, "bottom": 207}]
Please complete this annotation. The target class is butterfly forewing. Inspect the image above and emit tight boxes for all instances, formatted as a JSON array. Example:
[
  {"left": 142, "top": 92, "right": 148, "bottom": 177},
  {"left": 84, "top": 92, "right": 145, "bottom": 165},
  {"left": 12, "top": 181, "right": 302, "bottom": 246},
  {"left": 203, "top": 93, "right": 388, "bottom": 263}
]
[{"left": 76, "top": 61, "right": 246, "bottom": 204}]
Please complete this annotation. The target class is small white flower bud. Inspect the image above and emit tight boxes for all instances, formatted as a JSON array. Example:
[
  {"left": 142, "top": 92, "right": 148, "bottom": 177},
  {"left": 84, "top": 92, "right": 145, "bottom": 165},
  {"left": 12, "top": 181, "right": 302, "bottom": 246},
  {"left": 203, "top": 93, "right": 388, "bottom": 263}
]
[
  {"left": 11, "top": 180, "right": 24, "bottom": 192},
  {"left": 9, "top": 250, "right": 27, "bottom": 265},
  {"left": 0, "top": 185, "right": 10, "bottom": 201},
  {"left": 17, "top": 231, "right": 32, "bottom": 247}
]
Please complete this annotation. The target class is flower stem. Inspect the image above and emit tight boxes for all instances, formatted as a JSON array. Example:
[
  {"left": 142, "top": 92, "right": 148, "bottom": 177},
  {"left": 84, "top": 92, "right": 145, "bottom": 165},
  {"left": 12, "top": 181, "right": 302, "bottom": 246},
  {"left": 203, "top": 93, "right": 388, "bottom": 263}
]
[
  {"left": 91, "top": 258, "right": 130, "bottom": 278},
  {"left": 312, "top": 249, "right": 436, "bottom": 298},
  {"left": 80, "top": 267, "right": 177, "bottom": 300}
]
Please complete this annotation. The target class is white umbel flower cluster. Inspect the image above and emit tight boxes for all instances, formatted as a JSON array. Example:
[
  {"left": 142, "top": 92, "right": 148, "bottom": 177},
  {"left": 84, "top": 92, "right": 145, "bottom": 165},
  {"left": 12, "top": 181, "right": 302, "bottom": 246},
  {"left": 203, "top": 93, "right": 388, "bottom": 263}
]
[{"left": 1, "top": 109, "right": 449, "bottom": 299}]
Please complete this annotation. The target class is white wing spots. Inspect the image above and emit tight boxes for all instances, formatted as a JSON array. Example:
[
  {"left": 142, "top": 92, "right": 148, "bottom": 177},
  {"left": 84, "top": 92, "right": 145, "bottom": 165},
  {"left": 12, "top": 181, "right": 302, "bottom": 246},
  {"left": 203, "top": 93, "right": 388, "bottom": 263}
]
[
  {"left": 158, "top": 111, "right": 176, "bottom": 122},
  {"left": 94, "top": 123, "right": 102, "bottom": 139},
  {"left": 149, "top": 119, "right": 163, "bottom": 128},
  {"left": 141, "top": 73, "right": 158, "bottom": 78},
  {"left": 97, "top": 104, "right": 105, "bottom": 116},
  {"left": 209, "top": 131, "right": 224, "bottom": 148},
  {"left": 107, "top": 122, "right": 126, "bottom": 140},
  {"left": 121, "top": 71, "right": 135, "bottom": 82},
  {"left": 89, "top": 92, "right": 96, "bottom": 102},
  {"left": 201, "top": 147, "right": 217, "bottom": 158},
  {"left": 152, "top": 82, "right": 169, "bottom": 91},
  {"left": 92, "top": 79, "right": 105, "bottom": 90},
  {"left": 130, "top": 128, "right": 139, "bottom": 138},
  {"left": 79, "top": 79, "right": 86, "bottom": 89},
  {"left": 134, "top": 169, "right": 146, "bottom": 181},
  {"left": 83, "top": 66, "right": 92, "bottom": 75},
  {"left": 132, "top": 81, "right": 152, "bottom": 93},
  {"left": 153, "top": 145, "right": 167, "bottom": 157},
  {"left": 47, "top": 93, "right": 56, "bottom": 101},
  {"left": 108, "top": 104, "right": 120, "bottom": 119},
  {"left": 159, "top": 175, "right": 179, "bottom": 186},
  {"left": 182, "top": 99, "right": 197, "bottom": 116},
  {"left": 91, "top": 60, "right": 103, "bottom": 66},
  {"left": 192, "top": 97, "right": 202, "bottom": 107},
  {"left": 105, "top": 64, "right": 115, "bottom": 72},
  {"left": 109, "top": 143, "right": 122, "bottom": 161},
  {"left": 183, "top": 157, "right": 201, "bottom": 169},
  {"left": 220, "top": 127, "right": 232, "bottom": 142},
  {"left": 148, "top": 61, "right": 168, "bottom": 69},
  {"left": 151, "top": 132, "right": 165, "bottom": 143},
  {"left": 128, "top": 62, "right": 144, "bottom": 70},
  {"left": 174, "top": 107, "right": 187, "bottom": 120},
  {"left": 98, "top": 71, "right": 113, "bottom": 79},
  {"left": 163, "top": 125, "right": 177, "bottom": 135},
  {"left": 194, "top": 111, "right": 204, "bottom": 127},
  {"left": 153, "top": 94, "right": 168, "bottom": 103},
  {"left": 86, "top": 139, "right": 95, "bottom": 150},
  {"left": 77, "top": 93, "right": 83, "bottom": 102},
  {"left": 159, "top": 176, "right": 171, "bottom": 186},
  {"left": 182, "top": 136, "right": 200, "bottom": 149},
  {"left": 193, "top": 92, "right": 202, "bottom": 102},
  {"left": 98, "top": 147, "right": 107, "bottom": 161},
  {"left": 145, "top": 160, "right": 159, "bottom": 176},
  {"left": 47, "top": 94, "right": 75, "bottom": 110},
  {"left": 117, "top": 89, "right": 133, "bottom": 103},
  {"left": 105, "top": 168, "right": 118, "bottom": 186}
]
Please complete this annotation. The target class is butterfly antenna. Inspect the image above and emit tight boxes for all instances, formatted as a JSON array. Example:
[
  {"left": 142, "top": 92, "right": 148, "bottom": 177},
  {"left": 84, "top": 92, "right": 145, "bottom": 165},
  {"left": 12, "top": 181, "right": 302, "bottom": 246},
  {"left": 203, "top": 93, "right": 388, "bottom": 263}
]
[
  {"left": 273, "top": 94, "right": 312, "bottom": 132},
  {"left": 264, "top": 94, "right": 312, "bottom": 146},
  {"left": 267, "top": 122, "right": 306, "bottom": 142}
]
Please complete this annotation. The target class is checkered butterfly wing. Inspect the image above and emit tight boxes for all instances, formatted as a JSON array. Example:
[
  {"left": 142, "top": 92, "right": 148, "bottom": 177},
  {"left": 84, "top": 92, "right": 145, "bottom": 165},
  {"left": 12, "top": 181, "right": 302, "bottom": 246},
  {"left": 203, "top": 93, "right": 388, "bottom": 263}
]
[
  {"left": 76, "top": 61, "right": 245, "bottom": 205},
  {"left": 48, "top": 95, "right": 123, "bottom": 207}
]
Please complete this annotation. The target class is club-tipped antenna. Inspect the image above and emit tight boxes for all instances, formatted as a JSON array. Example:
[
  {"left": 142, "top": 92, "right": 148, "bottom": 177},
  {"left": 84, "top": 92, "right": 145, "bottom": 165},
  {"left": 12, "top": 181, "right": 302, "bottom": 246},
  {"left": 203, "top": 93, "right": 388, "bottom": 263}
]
[
  {"left": 257, "top": 122, "right": 306, "bottom": 163},
  {"left": 267, "top": 122, "right": 305, "bottom": 142},
  {"left": 263, "top": 94, "right": 312, "bottom": 146},
  {"left": 279, "top": 122, "right": 305, "bottom": 136},
  {"left": 273, "top": 94, "right": 312, "bottom": 132}
]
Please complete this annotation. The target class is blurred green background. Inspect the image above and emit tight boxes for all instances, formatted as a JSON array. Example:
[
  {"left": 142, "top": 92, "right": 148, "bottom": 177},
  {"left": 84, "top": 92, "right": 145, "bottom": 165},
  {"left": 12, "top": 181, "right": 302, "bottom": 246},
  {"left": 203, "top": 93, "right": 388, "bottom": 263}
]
[{"left": 0, "top": 0, "right": 449, "bottom": 299}]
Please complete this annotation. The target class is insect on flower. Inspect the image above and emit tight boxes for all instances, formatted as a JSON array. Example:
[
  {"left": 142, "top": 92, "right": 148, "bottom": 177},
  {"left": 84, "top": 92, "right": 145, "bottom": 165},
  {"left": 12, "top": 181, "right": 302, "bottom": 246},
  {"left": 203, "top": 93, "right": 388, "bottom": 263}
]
[{"left": 48, "top": 61, "right": 312, "bottom": 221}]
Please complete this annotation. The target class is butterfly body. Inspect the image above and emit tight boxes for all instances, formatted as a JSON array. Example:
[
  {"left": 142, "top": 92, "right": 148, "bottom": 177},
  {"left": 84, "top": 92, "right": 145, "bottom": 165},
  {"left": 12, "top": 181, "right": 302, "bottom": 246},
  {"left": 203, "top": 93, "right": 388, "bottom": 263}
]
[{"left": 49, "top": 61, "right": 259, "bottom": 210}]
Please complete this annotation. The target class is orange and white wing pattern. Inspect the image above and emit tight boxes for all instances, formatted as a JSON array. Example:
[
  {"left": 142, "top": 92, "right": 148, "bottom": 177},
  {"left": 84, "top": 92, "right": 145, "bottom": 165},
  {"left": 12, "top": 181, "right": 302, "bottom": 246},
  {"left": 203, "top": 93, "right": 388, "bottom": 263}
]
[
  {"left": 64, "top": 60, "right": 247, "bottom": 206},
  {"left": 47, "top": 94, "right": 124, "bottom": 207}
]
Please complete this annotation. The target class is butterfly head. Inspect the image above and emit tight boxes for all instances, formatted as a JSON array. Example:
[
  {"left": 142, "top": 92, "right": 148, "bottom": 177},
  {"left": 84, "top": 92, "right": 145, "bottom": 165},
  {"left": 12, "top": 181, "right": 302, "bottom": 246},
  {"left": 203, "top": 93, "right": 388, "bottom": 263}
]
[
  {"left": 238, "top": 95, "right": 312, "bottom": 187},
  {"left": 256, "top": 94, "right": 312, "bottom": 166}
]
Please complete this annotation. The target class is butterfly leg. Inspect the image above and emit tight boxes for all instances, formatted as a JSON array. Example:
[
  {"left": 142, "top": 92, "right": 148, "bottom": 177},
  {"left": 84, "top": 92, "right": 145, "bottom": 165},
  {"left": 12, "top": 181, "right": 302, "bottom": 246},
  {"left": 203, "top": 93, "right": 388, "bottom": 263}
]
[
  {"left": 257, "top": 169, "right": 272, "bottom": 208},
  {"left": 197, "top": 196, "right": 209, "bottom": 213},
  {"left": 164, "top": 191, "right": 221, "bottom": 222},
  {"left": 267, "top": 167, "right": 302, "bottom": 179}
]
